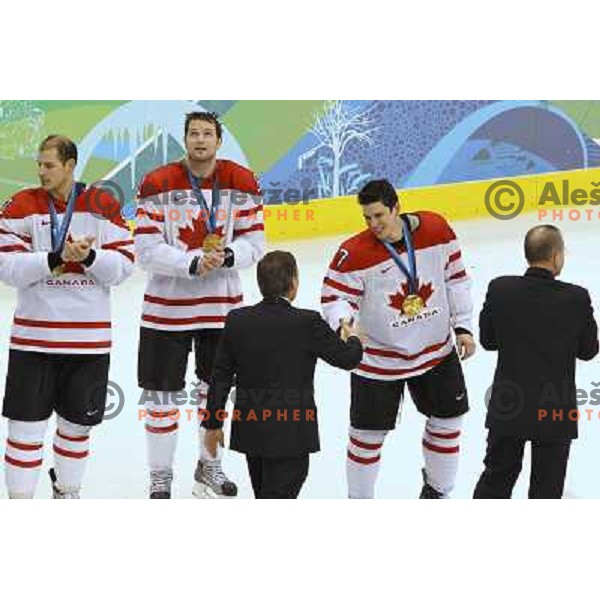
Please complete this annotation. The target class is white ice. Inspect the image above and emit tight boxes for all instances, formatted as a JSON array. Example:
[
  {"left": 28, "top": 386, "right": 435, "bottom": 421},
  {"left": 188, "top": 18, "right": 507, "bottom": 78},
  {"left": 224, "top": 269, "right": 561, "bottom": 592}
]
[{"left": 1, "top": 212, "right": 599, "bottom": 499}]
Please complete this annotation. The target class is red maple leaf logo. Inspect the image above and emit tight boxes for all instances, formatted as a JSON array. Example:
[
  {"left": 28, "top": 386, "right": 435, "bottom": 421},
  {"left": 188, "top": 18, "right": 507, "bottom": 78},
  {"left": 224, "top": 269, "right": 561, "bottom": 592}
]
[
  {"left": 178, "top": 213, "right": 209, "bottom": 251},
  {"left": 178, "top": 213, "right": 225, "bottom": 251},
  {"left": 388, "top": 278, "right": 434, "bottom": 313}
]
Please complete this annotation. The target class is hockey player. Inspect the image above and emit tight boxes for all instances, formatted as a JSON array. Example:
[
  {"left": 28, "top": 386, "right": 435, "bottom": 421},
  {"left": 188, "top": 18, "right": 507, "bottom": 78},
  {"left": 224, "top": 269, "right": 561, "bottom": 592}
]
[
  {"left": 0, "top": 135, "right": 134, "bottom": 499},
  {"left": 135, "top": 111, "right": 265, "bottom": 499},
  {"left": 321, "top": 179, "right": 475, "bottom": 499}
]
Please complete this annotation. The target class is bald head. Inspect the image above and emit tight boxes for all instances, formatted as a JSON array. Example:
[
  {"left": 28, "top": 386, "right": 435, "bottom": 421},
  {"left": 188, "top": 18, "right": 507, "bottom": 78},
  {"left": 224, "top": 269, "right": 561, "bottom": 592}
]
[{"left": 524, "top": 225, "right": 564, "bottom": 273}]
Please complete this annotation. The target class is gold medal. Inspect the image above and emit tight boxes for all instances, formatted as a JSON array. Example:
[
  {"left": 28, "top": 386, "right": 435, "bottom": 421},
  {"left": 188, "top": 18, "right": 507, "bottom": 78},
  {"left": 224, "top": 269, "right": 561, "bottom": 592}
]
[
  {"left": 402, "top": 294, "right": 424, "bottom": 316},
  {"left": 203, "top": 234, "right": 223, "bottom": 252}
]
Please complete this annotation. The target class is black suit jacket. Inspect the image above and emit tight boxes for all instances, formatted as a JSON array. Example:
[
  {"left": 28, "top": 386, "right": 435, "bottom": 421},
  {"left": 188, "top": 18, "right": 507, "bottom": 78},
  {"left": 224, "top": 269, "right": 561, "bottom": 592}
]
[
  {"left": 480, "top": 267, "right": 599, "bottom": 439},
  {"left": 203, "top": 297, "right": 363, "bottom": 457}
]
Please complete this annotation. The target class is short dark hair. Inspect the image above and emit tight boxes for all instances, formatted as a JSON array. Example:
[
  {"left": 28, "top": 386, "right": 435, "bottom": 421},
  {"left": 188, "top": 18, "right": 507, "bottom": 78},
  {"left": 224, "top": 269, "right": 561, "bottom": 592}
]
[
  {"left": 524, "top": 225, "right": 564, "bottom": 263},
  {"left": 184, "top": 111, "right": 222, "bottom": 140},
  {"left": 257, "top": 251, "right": 298, "bottom": 298},
  {"left": 38, "top": 135, "right": 78, "bottom": 165},
  {"left": 358, "top": 179, "right": 399, "bottom": 210}
]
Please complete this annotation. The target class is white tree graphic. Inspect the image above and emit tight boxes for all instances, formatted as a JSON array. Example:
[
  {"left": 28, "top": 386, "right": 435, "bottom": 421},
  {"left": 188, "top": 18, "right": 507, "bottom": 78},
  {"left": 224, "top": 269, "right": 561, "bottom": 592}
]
[{"left": 299, "top": 100, "right": 379, "bottom": 198}]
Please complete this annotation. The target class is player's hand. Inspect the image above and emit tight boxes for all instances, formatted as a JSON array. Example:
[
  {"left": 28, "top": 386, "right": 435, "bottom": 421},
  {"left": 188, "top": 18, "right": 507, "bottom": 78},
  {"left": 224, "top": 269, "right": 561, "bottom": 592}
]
[
  {"left": 204, "top": 429, "right": 224, "bottom": 458},
  {"left": 340, "top": 318, "right": 366, "bottom": 344},
  {"left": 62, "top": 236, "right": 95, "bottom": 263},
  {"left": 205, "top": 249, "right": 225, "bottom": 269},
  {"left": 196, "top": 251, "right": 224, "bottom": 275},
  {"left": 456, "top": 333, "right": 476, "bottom": 360}
]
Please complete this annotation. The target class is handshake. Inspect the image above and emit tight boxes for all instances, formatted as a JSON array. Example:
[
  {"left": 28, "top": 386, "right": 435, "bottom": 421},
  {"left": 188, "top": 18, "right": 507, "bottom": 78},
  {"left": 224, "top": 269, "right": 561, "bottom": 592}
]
[
  {"left": 339, "top": 318, "right": 366, "bottom": 344},
  {"left": 61, "top": 235, "right": 95, "bottom": 263}
]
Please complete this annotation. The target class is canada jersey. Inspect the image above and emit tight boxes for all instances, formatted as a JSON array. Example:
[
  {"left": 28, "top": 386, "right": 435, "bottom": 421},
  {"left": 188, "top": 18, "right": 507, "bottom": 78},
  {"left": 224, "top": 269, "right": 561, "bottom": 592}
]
[
  {"left": 0, "top": 186, "right": 134, "bottom": 354},
  {"left": 321, "top": 211, "right": 472, "bottom": 381},
  {"left": 135, "top": 159, "right": 265, "bottom": 331}
]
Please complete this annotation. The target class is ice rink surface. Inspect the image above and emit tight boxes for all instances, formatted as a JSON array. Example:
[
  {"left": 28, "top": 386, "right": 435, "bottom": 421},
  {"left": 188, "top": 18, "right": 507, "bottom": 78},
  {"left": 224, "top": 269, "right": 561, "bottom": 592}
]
[{"left": 1, "top": 213, "right": 599, "bottom": 499}]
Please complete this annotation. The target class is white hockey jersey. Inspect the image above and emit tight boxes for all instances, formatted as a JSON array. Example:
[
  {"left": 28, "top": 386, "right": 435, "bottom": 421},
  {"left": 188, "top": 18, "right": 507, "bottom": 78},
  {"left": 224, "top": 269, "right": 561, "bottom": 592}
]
[
  {"left": 0, "top": 186, "right": 134, "bottom": 354},
  {"left": 321, "top": 211, "right": 473, "bottom": 381},
  {"left": 134, "top": 159, "right": 265, "bottom": 331}
]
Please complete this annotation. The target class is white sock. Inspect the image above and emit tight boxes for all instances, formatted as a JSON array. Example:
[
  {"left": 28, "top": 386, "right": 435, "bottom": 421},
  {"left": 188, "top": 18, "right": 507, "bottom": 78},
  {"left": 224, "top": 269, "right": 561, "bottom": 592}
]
[
  {"left": 422, "top": 415, "right": 463, "bottom": 497},
  {"left": 53, "top": 416, "right": 91, "bottom": 493},
  {"left": 346, "top": 427, "right": 388, "bottom": 499},
  {"left": 5, "top": 419, "right": 49, "bottom": 499},
  {"left": 144, "top": 391, "right": 180, "bottom": 472},
  {"left": 196, "top": 381, "right": 223, "bottom": 464}
]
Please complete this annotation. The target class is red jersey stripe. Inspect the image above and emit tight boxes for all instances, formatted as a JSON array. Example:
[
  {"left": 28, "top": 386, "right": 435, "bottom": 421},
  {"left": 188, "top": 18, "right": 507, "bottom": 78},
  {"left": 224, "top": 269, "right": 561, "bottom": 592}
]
[
  {"left": 356, "top": 353, "right": 448, "bottom": 377},
  {"left": 323, "top": 277, "right": 363, "bottom": 297},
  {"left": 448, "top": 269, "right": 467, "bottom": 281},
  {"left": 0, "top": 244, "right": 28, "bottom": 253},
  {"left": 101, "top": 239, "right": 134, "bottom": 250},
  {"left": 134, "top": 226, "right": 161, "bottom": 235},
  {"left": 142, "top": 314, "right": 226, "bottom": 326},
  {"left": 14, "top": 318, "right": 111, "bottom": 329},
  {"left": 234, "top": 223, "right": 264, "bottom": 236},
  {"left": 10, "top": 336, "right": 111, "bottom": 349},
  {"left": 364, "top": 335, "right": 451, "bottom": 361},
  {"left": 144, "top": 294, "right": 243, "bottom": 307}
]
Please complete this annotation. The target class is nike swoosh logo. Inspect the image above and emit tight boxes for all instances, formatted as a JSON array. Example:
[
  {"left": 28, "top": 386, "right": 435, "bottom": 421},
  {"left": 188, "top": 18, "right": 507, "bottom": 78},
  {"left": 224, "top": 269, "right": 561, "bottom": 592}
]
[
  {"left": 86, "top": 410, "right": 99, "bottom": 416},
  {"left": 381, "top": 266, "right": 393, "bottom": 274}
]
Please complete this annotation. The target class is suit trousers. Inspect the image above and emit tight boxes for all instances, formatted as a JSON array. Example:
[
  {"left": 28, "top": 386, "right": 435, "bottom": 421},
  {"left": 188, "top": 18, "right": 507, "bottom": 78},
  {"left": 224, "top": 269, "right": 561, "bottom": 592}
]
[
  {"left": 473, "top": 433, "right": 572, "bottom": 499},
  {"left": 246, "top": 455, "right": 309, "bottom": 499}
]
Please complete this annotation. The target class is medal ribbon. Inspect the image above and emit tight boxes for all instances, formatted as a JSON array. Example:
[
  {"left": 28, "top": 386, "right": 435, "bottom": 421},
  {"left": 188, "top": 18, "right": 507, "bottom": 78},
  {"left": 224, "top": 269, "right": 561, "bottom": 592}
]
[
  {"left": 186, "top": 165, "right": 221, "bottom": 234},
  {"left": 382, "top": 215, "right": 418, "bottom": 295},
  {"left": 47, "top": 182, "right": 82, "bottom": 253}
]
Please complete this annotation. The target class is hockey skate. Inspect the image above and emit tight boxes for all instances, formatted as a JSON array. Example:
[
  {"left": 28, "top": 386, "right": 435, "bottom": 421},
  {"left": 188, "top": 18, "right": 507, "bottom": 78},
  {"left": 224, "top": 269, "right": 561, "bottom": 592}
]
[
  {"left": 48, "top": 468, "right": 80, "bottom": 499},
  {"left": 192, "top": 460, "right": 238, "bottom": 499},
  {"left": 149, "top": 470, "right": 173, "bottom": 499},
  {"left": 419, "top": 468, "right": 444, "bottom": 499}
]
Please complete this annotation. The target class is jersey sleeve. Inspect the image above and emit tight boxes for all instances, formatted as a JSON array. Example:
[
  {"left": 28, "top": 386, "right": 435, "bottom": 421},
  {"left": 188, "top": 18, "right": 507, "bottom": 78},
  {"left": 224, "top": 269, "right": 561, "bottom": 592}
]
[
  {"left": 84, "top": 190, "right": 135, "bottom": 287},
  {"left": 228, "top": 171, "right": 265, "bottom": 269},
  {"left": 321, "top": 243, "right": 365, "bottom": 330},
  {"left": 443, "top": 223, "right": 473, "bottom": 334},
  {"left": 0, "top": 197, "right": 51, "bottom": 288}
]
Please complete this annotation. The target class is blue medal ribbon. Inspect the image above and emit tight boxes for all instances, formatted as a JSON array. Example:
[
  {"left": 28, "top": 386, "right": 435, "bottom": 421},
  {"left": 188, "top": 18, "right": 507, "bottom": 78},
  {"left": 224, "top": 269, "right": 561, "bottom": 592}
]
[
  {"left": 186, "top": 165, "right": 221, "bottom": 234},
  {"left": 47, "top": 182, "right": 84, "bottom": 253},
  {"left": 382, "top": 215, "right": 418, "bottom": 294}
]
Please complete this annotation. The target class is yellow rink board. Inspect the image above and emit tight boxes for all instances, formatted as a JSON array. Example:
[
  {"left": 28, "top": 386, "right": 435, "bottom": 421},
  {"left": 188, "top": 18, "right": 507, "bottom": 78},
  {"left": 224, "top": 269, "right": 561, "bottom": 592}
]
[{"left": 264, "top": 168, "right": 600, "bottom": 242}]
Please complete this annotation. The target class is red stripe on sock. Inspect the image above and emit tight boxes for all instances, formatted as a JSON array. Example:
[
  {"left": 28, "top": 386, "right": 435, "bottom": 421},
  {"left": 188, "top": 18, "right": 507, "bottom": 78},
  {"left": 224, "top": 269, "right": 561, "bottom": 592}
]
[
  {"left": 57, "top": 430, "right": 90, "bottom": 443},
  {"left": 7, "top": 439, "right": 43, "bottom": 451},
  {"left": 145, "top": 423, "right": 178, "bottom": 434},
  {"left": 349, "top": 436, "right": 382, "bottom": 451},
  {"left": 347, "top": 450, "right": 380, "bottom": 465},
  {"left": 422, "top": 439, "right": 459, "bottom": 454},
  {"left": 425, "top": 428, "right": 460, "bottom": 440},
  {"left": 53, "top": 444, "right": 89, "bottom": 459},
  {"left": 5, "top": 454, "right": 43, "bottom": 468}
]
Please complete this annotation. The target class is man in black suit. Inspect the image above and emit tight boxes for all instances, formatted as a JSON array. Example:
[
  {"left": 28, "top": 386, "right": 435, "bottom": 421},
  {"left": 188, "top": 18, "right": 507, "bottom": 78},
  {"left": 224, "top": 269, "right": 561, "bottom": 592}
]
[
  {"left": 202, "top": 250, "right": 364, "bottom": 499},
  {"left": 474, "top": 225, "right": 598, "bottom": 499}
]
